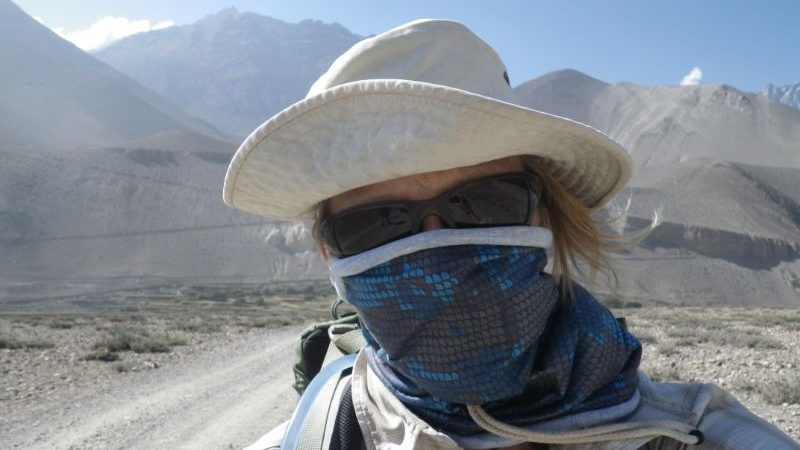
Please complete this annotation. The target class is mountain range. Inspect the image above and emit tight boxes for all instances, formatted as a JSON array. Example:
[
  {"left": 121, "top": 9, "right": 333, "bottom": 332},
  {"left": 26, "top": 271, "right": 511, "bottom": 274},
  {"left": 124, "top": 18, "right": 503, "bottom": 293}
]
[
  {"left": 514, "top": 69, "right": 800, "bottom": 170},
  {"left": 0, "top": 1, "right": 325, "bottom": 303},
  {"left": 2, "top": 3, "right": 798, "bottom": 307},
  {"left": 514, "top": 69, "right": 799, "bottom": 305},
  {"left": 764, "top": 82, "right": 800, "bottom": 111},
  {"left": 95, "top": 7, "right": 362, "bottom": 138},
  {"left": 0, "top": 0, "right": 228, "bottom": 150}
]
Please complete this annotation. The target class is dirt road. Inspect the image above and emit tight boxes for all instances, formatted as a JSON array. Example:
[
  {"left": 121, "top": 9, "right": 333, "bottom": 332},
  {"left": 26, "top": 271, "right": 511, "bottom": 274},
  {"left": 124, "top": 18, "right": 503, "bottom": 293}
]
[
  {"left": 3, "top": 307, "right": 799, "bottom": 447},
  {"left": 2, "top": 326, "right": 301, "bottom": 450}
]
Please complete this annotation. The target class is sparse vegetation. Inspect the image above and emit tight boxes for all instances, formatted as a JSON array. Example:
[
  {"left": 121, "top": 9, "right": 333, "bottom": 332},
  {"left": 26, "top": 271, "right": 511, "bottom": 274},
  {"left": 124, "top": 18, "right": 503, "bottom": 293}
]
[
  {"left": 238, "top": 317, "right": 290, "bottom": 328},
  {"left": 673, "top": 336, "right": 704, "bottom": 347},
  {"left": 11, "top": 315, "right": 46, "bottom": 327},
  {"left": 48, "top": 318, "right": 76, "bottom": 329},
  {"left": 110, "top": 314, "right": 145, "bottom": 323},
  {"left": 93, "top": 326, "right": 186, "bottom": 354},
  {"left": 729, "top": 332, "right": 785, "bottom": 350},
  {"left": 112, "top": 362, "right": 133, "bottom": 373},
  {"left": 1, "top": 290, "right": 799, "bottom": 441},
  {"left": 228, "top": 298, "right": 247, "bottom": 307},
  {"left": 82, "top": 348, "right": 121, "bottom": 362},
  {"left": 783, "top": 270, "right": 800, "bottom": 290},
  {"left": 630, "top": 329, "right": 658, "bottom": 344},
  {"left": 755, "top": 313, "right": 800, "bottom": 331},
  {"left": 757, "top": 375, "right": 800, "bottom": 405},
  {"left": 0, "top": 335, "right": 55, "bottom": 350},
  {"left": 646, "top": 367, "right": 682, "bottom": 382},
  {"left": 655, "top": 344, "right": 680, "bottom": 357},
  {"left": 599, "top": 294, "right": 642, "bottom": 309},
  {"left": 245, "top": 318, "right": 271, "bottom": 328},
  {"left": 662, "top": 325, "right": 784, "bottom": 349},
  {"left": 175, "top": 317, "right": 222, "bottom": 333}
]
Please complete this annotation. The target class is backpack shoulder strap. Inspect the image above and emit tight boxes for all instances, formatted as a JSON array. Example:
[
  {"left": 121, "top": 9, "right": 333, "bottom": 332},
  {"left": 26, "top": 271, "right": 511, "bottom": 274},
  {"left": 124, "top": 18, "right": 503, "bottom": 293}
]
[
  {"left": 293, "top": 312, "right": 360, "bottom": 395},
  {"left": 322, "top": 325, "right": 365, "bottom": 367},
  {"left": 282, "top": 354, "right": 357, "bottom": 450},
  {"left": 328, "top": 382, "right": 364, "bottom": 450}
]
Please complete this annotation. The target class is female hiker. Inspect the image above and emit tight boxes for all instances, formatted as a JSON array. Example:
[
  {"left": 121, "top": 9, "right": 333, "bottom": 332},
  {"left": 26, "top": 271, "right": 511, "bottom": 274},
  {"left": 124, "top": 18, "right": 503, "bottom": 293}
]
[{"left": 224, "top": 19, "right": 799, "bottom": 450}]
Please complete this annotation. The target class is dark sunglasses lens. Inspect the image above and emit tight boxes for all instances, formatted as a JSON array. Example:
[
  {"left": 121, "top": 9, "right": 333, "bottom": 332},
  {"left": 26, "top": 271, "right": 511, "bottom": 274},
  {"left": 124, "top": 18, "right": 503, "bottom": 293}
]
[
  {"left": 332, "top": 206, "right": 414, "bottom": 256},
  {"left": 447, "top": 176, "right": 532, "bottom": 227}
]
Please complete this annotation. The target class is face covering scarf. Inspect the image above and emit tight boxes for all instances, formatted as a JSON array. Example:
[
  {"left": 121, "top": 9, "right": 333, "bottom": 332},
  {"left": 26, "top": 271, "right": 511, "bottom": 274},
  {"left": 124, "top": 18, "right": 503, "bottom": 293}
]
[{"left": 329, "top": 227, "right": 642, "bottom": 436}]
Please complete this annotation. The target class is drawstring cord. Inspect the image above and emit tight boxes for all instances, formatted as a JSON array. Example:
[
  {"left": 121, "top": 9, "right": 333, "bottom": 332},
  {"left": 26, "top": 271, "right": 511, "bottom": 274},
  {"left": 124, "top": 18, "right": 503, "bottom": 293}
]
[{"left": 467, "top": 405, "right": 704, "bottom": 446}]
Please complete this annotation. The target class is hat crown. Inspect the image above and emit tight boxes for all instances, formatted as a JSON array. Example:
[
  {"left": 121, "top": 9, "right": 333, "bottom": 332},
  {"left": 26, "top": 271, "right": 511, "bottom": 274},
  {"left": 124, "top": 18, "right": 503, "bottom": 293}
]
[{"left": 307, "top": 19, "right": 515, "bottom": 102}]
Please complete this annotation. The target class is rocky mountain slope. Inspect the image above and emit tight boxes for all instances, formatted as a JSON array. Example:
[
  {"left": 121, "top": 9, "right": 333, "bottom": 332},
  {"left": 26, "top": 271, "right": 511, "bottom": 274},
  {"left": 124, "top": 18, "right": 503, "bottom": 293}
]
[
  {"left": 0, "top": 0, "right": 225, "bottom": 149},
  {"left": 515, "top": 70, "right": 799, "bottom": 306},
  {"left": 0, "top": 145, "right": 327, "bottom": 301},
  {"left": 629, "top": 159, "right": 799, "bottom": 249},
  {"left": 513, "top": 69, "right": 610, "bottom": 125},
  {"left": 764, "top": 81, "right": 800, "bottom": 111},
  {"left": 95, "top": 7, "right": 362, "bottom": 138},
  {"left": 514, "top": 70, "right": 800, "bottom": 169},
  {"left": 0, "top": 2, "right": 326, "bottom": 301}
]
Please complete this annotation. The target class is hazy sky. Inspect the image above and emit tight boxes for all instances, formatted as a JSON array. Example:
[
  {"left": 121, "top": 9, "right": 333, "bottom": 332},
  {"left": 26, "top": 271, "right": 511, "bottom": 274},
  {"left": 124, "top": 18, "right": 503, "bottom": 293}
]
[{"left": 14, "top": 0, "right": 800, "bottom": 92}]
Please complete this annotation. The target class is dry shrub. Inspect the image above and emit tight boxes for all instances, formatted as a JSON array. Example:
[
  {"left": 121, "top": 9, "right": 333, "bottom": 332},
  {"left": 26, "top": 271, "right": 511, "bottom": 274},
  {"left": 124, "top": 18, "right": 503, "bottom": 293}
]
[
  {"left": 175, "top": 317, "right": 222, "bottom": 334},
  {"left": 664, "top": 326, "right": 783, "bottom": 350},
  {"left": 631, "top": 330, "right": 658, "bottom": 344},
  {"left": 48, "top": 319, "right": 76, "bottom": 329},
  {"left": 112, "top": 362, "right": 133, "bottom": 373},
  {"left": 0, "top": 336, "right": 54, "bottom": 350},
  {"left": 82, "top": 348, "right": 121, "bottom": 361},
  {"left": 656, "top": 345, "right": 680, "bottom": 357},
  {"left": 757, "top": 375, "right": 800, "bottom": 405},
  {"left": 93, "top": 326, "right": 186, "bottom": 354},
  {"left": 726, "top": 332, "right": 784, "bottom": 350},
  {"left": 647, "top": 367, "right": 683, "bottom": 383}
]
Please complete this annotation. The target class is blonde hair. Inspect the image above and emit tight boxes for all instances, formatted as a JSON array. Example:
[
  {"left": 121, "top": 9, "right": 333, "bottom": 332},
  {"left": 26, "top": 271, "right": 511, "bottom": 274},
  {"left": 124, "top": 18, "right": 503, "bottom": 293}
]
[{"left": 520, "top": 159, "right": 620, "bottom": 299}]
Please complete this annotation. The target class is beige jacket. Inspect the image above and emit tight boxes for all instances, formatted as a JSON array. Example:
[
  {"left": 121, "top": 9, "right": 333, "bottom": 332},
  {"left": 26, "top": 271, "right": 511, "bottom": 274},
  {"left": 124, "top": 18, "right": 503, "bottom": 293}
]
[{"left": 247, "top": 350, "right": 799, "bottom": 450}]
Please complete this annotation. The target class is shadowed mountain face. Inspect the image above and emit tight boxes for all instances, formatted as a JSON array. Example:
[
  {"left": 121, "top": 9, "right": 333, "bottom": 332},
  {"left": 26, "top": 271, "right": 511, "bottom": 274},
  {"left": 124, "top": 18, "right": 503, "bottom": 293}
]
[
  {"left": 0, "top": 146, "right": 327, "bottom": 301},
  {"left": 624, "top": 159, "right": 800, "bottom": 268},
  {"left": 630, "top": 160, "right": 800, "bottom": 240},
  {"left": 95, "top": 7, "right": 362, "bottom": 138},
  {"left": 764, "top": 82, "right": 800, "bottom": 111},
  {"left": 515, "top": 70, "right": 800, "bottom": 306},
  {"left": 513, "top": 69, "right": 609, "bottom": 125},
  {"left": 0, "top": 2, "right": 326, "bottom": 302},
  {"left": 0, "top": 0, "right": 226, "bottom": 150}
]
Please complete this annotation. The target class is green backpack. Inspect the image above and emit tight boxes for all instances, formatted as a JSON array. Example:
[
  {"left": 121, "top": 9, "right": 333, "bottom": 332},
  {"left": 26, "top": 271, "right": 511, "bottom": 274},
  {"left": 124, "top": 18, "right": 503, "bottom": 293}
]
[
  {"left": 292, "top": 298, "right": 364, "bottom": 395},
  {"left": 283, "top": 298, "right": 365, "bottom": 450}
]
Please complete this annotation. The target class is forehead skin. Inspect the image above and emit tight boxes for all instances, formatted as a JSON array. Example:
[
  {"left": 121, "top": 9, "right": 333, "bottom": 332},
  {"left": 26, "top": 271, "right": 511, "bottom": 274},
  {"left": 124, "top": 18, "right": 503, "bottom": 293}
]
[{"left": 326, "top": 156, "right": 525, "bottom": 214}]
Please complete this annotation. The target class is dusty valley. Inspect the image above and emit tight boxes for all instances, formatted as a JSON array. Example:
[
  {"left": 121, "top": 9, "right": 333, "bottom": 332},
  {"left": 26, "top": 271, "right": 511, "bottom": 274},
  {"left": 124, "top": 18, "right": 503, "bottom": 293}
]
[{"left": 1, "top": 284, "right": 799, "bottom": 448}]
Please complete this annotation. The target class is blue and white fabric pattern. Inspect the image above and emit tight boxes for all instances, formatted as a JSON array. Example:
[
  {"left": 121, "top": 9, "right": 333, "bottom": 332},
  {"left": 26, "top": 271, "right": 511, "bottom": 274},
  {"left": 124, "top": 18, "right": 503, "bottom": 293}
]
[{"left": 328, "top": 227, "right": 642, "bottom": 435}]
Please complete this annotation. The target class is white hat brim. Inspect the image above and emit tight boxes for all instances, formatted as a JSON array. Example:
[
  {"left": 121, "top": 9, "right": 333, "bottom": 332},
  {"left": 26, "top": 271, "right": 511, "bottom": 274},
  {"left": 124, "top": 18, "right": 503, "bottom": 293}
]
[{"left": 223, "top": 79, "right": 632, "bottom": 220}]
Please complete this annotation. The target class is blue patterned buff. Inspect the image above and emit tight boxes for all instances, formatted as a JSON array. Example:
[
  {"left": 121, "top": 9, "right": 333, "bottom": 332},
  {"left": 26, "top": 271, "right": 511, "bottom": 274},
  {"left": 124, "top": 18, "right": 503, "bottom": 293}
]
[{"left": 339, "top": 242, "right": 642, "bottom": 435}]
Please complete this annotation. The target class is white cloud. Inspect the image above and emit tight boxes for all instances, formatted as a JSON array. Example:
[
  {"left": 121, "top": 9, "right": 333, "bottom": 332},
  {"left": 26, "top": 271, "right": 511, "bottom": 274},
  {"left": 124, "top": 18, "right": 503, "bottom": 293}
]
[
  {"left": 52, "top": 16, "right": 175, "bottom": 52},
  {"left": 680, "top": 67, "right": 703, "bottom": 86}
]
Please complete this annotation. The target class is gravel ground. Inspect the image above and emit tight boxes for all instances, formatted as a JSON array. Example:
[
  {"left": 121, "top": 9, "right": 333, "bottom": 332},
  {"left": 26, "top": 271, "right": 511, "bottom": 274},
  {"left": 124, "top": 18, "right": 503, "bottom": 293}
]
[
  {"left": 1, "top": 305, "right": 799, "bottom": 448},
  {"left": 622, "top": 306, "right": 800, "bottom": 441},
  {"left": 1, "top": 319, "right": 303, "bottom": 450}
]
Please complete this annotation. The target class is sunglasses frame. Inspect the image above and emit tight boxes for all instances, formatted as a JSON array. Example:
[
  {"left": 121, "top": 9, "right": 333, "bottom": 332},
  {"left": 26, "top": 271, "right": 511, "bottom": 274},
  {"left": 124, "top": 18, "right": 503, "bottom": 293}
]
[{"left": 319, "top": 172, "right": 543, "bottom": 258}]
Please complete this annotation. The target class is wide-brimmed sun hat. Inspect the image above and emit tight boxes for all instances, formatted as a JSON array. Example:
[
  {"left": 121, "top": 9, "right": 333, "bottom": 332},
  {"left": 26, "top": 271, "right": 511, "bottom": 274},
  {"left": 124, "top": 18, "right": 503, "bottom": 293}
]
[{"left": 223, "top": 19, "right": 632, "bottom": 220}]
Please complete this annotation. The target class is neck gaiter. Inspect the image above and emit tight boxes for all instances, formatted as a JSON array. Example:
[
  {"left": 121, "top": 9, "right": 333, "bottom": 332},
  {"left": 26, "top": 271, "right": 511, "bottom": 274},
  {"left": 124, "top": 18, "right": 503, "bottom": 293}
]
[{"left": 328, "top": 227, "right": 641, "bottom": 435}]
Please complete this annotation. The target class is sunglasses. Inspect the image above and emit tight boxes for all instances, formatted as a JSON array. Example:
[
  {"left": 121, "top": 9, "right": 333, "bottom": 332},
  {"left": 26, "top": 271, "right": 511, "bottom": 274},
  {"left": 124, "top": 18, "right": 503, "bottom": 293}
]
[{"left": 319, "top": 172, "right": 542, "bottom": 257}]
